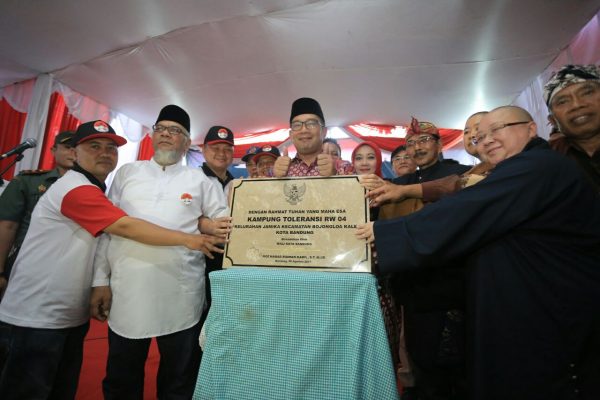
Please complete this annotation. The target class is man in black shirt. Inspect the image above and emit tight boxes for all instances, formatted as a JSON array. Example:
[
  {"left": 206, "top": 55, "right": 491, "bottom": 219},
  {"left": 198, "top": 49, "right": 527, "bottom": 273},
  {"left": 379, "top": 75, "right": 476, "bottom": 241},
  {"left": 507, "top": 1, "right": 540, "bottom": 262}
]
[
  {"left": 200, "top": 125, "right": 235, "bottom": 312},
  {"left": 544, "top": 64, "right": 600, "bottom": 192},
  {"left": 389, "top": 118, "right": 471, "bottom": 400},
  {"left": 359, "top": 106, "right": 600, "bottom": 399},
  {"left": 201, "top": 126, "right": 235, "bottom": 196},
  {"left": 394, "top": 118, "right": 470, "bottom": 185}
]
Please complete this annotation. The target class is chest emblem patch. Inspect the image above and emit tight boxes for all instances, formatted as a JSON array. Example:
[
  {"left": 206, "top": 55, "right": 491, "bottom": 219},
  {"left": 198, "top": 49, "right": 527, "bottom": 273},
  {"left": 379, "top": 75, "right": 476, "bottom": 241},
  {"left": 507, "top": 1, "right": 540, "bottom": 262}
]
[{"left": 180, "top": 193, "right": 193, "bottom": 205}]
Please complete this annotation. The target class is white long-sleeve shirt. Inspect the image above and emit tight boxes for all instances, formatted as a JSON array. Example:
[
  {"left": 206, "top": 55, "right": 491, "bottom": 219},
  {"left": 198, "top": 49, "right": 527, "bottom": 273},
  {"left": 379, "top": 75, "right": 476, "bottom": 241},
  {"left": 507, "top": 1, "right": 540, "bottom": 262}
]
[{"left": 92, "top": 159, "right": 228, "bottom": 338}]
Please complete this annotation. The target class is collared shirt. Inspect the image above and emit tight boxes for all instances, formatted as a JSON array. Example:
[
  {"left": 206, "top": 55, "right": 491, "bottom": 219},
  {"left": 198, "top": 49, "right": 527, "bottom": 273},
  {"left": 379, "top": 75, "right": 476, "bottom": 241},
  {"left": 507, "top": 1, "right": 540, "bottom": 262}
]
[
  {"left": 201, "top": 162, "right": 234, "bottom": 197},
  {"left": 0, "top": 170, "right": 126, "bottom": 328},
  {"left": 550, "top": 136, "right": 600, "bottom": 193},
  {"left": 0, "top": 168, "right": 62, "bottom": 248},
  {"left": 286, "top": 155, "right": 355, "bottom": 177},
  {"left": 92, "top": 159, "right": 229, "bottom": 338}
]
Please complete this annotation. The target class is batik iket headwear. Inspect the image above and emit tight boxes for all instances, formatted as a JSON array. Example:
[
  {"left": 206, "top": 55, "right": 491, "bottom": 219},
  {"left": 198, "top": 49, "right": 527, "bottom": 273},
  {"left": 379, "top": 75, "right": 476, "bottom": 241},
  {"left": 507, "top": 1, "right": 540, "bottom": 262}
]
[
  {"left": 406, "top": 116, "right": 440, "bottom": 138},
  {"left": 543, "top": 64, "right": 600, "bottom": 106}
]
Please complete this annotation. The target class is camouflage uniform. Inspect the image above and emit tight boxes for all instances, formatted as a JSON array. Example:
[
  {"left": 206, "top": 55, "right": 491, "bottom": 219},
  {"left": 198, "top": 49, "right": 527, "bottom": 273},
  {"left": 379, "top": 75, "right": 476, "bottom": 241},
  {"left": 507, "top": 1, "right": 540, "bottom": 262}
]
[{"left": 0, "top": 168, "right": 61, "bottom": 277}]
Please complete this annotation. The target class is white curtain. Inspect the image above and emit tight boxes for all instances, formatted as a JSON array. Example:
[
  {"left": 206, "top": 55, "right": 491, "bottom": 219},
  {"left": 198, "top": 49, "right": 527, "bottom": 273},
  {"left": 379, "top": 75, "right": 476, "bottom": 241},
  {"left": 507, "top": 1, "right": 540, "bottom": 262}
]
[
  {"left": 6, "top": 75, "right": 148, "bottom": 175},
  {"left": 53, "top": 81, "right": 146, "bottom": 182},
  {"left": 0, "top": 78, "right": 35, "bottom": 113},
  {"left": 53, "top": 80, "right": 147, "bottom": 142},
  {"left": 18, "top": 74, "right": 53, "bottom": 172}
]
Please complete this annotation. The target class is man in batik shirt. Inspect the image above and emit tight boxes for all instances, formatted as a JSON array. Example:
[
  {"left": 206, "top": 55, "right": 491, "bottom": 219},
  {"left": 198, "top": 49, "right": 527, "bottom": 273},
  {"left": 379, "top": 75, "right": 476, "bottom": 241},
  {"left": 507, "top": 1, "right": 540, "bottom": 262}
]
[{"left": 273, "top": 97, "right": 354, "bottom": 177}]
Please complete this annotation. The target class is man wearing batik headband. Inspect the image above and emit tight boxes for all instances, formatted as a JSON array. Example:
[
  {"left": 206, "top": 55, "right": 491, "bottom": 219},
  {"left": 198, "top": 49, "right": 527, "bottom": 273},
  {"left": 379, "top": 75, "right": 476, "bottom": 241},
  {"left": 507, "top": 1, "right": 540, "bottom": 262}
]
[
  {"left": 371, "top": 117, "right": 470, "bottom": 400},
  {"left": 393, "top": 117, "right": 470, "bottom": 185},
  {"left": 91, "top": 106, "right": 230, "bottom": 400},
  {"left": 0, "top": 120, "right": 227, "bottom": 399},
  {"left": 544, "top": 64, "right": 600, "bottom": 192},
  {"left": 273, "top": 97, "right": 354, "bottom": 177}
]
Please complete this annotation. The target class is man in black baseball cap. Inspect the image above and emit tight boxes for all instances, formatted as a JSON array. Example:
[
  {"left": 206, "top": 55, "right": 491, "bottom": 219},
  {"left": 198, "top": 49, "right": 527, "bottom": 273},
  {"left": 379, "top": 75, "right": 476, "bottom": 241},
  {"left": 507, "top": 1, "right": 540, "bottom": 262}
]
[
  {"left": 53, "top": 130, "right": 74, "bottom": 146},
  {"left": 0, "top": 117, "right": 227, "bottom": 399},
  {"left": 253, "top": 144, "right": 281, "bottom": 178},
  {"left": 71, "top": 120, "right": 128, "bottom": 147},
  {"left": 198, "top": 125, "right": 235, "bottom": 326},
  {"left": 201, "top": 125, "right": 235, "bottom": 196},
  {"left": 241, "top": 146, "right": 259, "bottom": 178},
  {"left": 70, "top": 120, "right": 127, "bottom": 188}
]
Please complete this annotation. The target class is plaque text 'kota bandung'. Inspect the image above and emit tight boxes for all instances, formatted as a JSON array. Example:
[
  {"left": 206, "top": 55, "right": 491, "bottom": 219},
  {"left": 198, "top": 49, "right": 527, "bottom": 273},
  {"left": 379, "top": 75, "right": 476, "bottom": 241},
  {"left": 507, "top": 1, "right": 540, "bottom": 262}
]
[{"left": 224, "top": 177, "right": 370, "bottom": 271}]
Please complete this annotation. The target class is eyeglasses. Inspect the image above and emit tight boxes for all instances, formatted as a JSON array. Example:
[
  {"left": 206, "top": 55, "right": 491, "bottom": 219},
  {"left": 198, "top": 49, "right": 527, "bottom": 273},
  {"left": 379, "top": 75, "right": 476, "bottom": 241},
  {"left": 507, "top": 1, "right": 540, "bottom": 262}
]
[
  {"left": 152, "top": 124, "right": 188, "bottom": 136},
  {"left": 406, "top": 135, "right": 438, "bottom": 147},
  {"left": 290, "top": 119, "right": 323, "bottom": 131},
  {"left": 392, "top": 155, "right": 412, "bottom": 163},
  {"left": 471, "top": 121, "right": 530, "bottom": 145}
]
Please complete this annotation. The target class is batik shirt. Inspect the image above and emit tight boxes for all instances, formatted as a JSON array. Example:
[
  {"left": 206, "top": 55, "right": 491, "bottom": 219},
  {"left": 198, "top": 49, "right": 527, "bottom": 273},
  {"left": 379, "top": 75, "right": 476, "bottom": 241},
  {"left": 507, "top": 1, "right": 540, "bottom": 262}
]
[{"left": 286, "top": 155, "right": 355, "bottom": 177}]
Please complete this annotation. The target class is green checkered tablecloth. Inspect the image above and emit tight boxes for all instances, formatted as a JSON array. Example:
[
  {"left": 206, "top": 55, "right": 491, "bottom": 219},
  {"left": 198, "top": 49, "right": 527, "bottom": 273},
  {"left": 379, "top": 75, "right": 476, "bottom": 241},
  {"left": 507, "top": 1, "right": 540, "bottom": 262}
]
[{"left": 193, "top": 268, "right": 399, "bottom": 400}]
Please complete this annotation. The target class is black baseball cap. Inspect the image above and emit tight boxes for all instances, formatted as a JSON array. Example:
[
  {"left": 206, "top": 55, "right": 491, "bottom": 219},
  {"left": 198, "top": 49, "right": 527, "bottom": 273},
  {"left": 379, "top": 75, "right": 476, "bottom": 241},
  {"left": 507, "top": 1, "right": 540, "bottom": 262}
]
[
  {"left": 252, "top": 144, "right": 281, "bottom": 162},
  {"left": 72, "top": 120, "right": 127, "bottom": 147},
  {"left": 204, "top": 126, "right": 234, "bottom": 146},
  {"left": 241, "top": 146, "right": 260, "bottom": 162},
  {"left": 53, "top": 131, "right": 75, "bottom": 147}
]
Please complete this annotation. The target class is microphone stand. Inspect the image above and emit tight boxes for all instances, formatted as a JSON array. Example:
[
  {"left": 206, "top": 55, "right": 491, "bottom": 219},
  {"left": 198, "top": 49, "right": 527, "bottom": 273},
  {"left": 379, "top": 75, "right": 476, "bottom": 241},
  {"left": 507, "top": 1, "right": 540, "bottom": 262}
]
[{"left": 0, "top": 153, "right": 24, "bottom": 187}]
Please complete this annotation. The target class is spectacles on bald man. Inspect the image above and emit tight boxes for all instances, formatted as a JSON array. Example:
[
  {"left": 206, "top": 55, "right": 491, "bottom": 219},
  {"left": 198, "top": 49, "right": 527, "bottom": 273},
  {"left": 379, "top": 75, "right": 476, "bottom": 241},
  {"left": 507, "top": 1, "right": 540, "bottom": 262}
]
[{"left": 471, "top": 121, "right": 530, "bottom": 145}]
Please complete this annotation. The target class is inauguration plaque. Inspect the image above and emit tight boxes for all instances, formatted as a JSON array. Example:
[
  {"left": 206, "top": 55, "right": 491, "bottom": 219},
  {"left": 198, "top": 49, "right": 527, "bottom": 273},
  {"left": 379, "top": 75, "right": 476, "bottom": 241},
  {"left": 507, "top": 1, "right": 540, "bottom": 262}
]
[{"left": 223, "top": 176, "right": 371, "bottom": 272}]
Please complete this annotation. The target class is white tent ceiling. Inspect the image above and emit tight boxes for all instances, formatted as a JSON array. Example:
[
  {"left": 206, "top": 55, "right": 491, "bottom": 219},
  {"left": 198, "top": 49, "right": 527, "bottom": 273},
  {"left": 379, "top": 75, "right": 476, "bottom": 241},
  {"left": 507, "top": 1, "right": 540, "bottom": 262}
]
[{"left": 1, "top": 0, "right": 599, "bottom": 141}]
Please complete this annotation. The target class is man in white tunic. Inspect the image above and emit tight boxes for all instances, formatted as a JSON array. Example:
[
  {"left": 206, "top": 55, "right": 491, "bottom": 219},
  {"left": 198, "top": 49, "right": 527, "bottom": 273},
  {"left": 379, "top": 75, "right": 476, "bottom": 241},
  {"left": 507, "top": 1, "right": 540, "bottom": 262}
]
[
  {"left": 91, "top": 105, "right": 230, "bottom": 400},
  {"left": 0, "top": 120, "right": 224, "bottom": 400}
]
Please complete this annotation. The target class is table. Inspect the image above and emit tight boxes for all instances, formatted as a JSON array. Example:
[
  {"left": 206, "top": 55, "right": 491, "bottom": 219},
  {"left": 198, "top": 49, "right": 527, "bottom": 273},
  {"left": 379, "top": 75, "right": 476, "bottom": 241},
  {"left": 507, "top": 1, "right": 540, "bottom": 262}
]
[{"left": 193, "top": 269, "right": 399, "bottom": 400}]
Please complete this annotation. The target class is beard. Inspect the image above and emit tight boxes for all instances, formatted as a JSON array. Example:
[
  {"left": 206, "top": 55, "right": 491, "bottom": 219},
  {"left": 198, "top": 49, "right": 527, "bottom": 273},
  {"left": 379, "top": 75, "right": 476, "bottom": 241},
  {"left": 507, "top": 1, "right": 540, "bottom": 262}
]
[{"left": 153, "top": 149, "right": 181, "bottom": 166}]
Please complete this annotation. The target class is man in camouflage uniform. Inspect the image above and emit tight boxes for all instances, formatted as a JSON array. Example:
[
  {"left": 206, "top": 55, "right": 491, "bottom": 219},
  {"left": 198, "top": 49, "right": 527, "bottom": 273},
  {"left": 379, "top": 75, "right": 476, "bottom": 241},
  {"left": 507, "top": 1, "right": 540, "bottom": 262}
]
[{"left": 0, "top": 131, "right": 75, "bottom": 295}]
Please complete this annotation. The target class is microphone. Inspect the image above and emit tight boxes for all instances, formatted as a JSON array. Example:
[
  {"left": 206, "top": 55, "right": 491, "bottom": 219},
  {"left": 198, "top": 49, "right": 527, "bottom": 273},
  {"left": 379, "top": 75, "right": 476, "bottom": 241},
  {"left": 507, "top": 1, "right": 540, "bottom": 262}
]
[{"left": 0, "top": 138, "right": 37, "bottom": 159}]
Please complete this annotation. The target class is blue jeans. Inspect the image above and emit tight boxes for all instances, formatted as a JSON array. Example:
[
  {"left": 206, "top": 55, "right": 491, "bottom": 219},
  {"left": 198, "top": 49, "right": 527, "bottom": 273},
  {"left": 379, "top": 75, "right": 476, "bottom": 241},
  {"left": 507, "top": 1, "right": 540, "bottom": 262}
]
[
  {"left": 103, "top": 321, "right": 202, "bottom": 400},
  {"left": 0, "top": 321, "right": 90, "bottom": 400}
]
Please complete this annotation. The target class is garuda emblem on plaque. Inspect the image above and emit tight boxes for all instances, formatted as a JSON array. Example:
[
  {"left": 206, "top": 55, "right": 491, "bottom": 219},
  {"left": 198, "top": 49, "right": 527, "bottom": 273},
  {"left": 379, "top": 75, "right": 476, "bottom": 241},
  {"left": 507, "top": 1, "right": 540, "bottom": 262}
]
[{"left": 283, "top": 182, "right": 306, "bottom": 205}]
